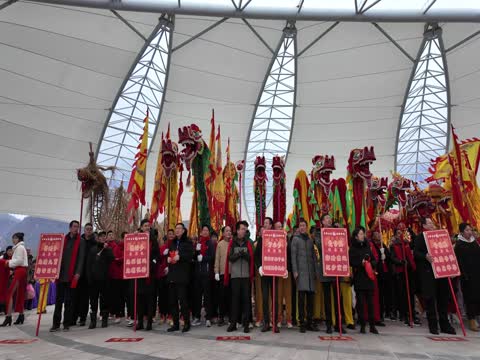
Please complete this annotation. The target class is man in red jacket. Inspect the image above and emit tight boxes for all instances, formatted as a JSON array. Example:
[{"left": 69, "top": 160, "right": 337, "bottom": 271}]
[{"left": 390, "top": 229, "right": 420, "bottom": 325}]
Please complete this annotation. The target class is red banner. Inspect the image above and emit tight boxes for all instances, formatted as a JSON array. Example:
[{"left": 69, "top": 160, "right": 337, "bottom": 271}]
[
  {"left": 319, "top": 336, "right": 354, "bottom": 341},
  {"left": 216, "top": 336, "right": 251, "bottom": 341},
  {"left": 261, "top": 230, "right": 287, "bottom": 277},
  {"left": 0, "top": 339, "right": 38, "bottom": 344},
  {"left": 106, "top": 338, "right": 144, "bottom": 343},
  {"left": 34, "top": 234, "right": 64, "bottom": 280},
  {"left": 424, "top": 230, "right": 460, "bottom": 279},
  {"left": 321, "top": 228, "right": 349, "bottom": 277},
  {"left": 123, "top": 233, "right": 150, "bottom": 279}
]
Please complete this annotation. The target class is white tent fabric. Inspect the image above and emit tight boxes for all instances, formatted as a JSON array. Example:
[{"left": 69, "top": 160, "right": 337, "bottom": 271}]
[{"left": 1, "top": 0, "right": 480, "bottom": 223}]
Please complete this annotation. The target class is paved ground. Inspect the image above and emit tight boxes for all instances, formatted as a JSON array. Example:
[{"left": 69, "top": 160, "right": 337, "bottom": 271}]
[{"left": 0, "top": 306, "right": 479, "bottom": 360}]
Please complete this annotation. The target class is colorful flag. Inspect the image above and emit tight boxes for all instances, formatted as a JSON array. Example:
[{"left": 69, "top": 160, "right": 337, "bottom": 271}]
[{"left": 126, "top": 110, "right": 149, "bottom": 223}]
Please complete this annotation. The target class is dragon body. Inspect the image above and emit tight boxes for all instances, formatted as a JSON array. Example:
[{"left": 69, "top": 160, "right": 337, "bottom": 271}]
[
  {"left": 254, "top": 156, "right": 267, "bottom": 232},
  {"left": 310, "top": 155, "right": 335, "bottom": 228},
  {"left": 272, "top": 155, "right": 286, "bottom": 225}
]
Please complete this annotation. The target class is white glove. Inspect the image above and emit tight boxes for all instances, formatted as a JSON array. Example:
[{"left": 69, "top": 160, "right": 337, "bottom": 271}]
[
  {"left": 174, "top": 254, "right": 180, "bottom": 262},
  {"left": 197, "top": 254, "right": 203, "bottom": 262},
  {"left": 163, "top": 248, "right": 169, "bottom": 256},
  {"left": 259, "top": 266, "right": 264, "bottom": 277},
  {"left": 167, "top": 257, "right": 171, "bottom": 264},
  {"left": 215, "top": 273, "right": 220, "bottom": 281},
  {"left": 381, "top": 254, "right": 386, "bottom": 261},
  {"left": 196, "top": 243, "right": 202, "bottom": 251},
  {"left": 283, "top": 272, "right": 288, "bottom": 279},
  {"left": 164, "top": 267, "right": 169, "bottom": 275}
]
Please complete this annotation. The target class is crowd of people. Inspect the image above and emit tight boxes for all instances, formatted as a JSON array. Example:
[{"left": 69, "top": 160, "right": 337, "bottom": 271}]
[{"left": 0, "top": 216, "right": 479, "bottom": 337}]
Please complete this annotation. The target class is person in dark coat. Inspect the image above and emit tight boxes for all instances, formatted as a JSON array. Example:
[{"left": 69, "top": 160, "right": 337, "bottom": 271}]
[
  {"left": 50, "top": 220, "right": 84, "bottom": 332},
  {"left": 414, "top": 217, "right": 455, "bottom": 335},
  {"left": 192, "top": 225, "right": 215, "bottom": 327},
  {"left": 72, "top": 223, "right": 97, "bottom": 326},
  {"left": 167, "top": 223, "right": 194, "bottom": 333},
  {"left": 291, "top": 219, "right": 319, "bottom": 333},
  {"left": 349, "top": 227, "right": 379, "bottom": 334},
  {"left": 313, "top": 214, "right": 344, "bottom": 334},
  {"left": 135, "top": 220, "right": 160, "bottom": 331},
  {"left": 255, "top": 217, "right": 280, "bottom": 333},
  {"left": 371, "top": 231, "right": 394, "bottom": 323},
  {"left": 454, "top": 223, "right": 480, "bottom": 332},
  {"left": 225, "top": 221, "right": 254, "bottom": 334},
  {"left": 86, "top": 231, "right": 114, "bottom": 329}
]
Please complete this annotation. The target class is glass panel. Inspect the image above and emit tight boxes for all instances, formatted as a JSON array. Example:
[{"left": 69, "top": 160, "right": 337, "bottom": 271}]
[{"left": 396, "top": 26, "right": 449, "bottom": 184}]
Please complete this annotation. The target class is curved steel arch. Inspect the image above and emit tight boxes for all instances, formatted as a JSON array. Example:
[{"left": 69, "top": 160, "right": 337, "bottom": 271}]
[
  {"left": 243, "top": 22, "right": 297, "bottom": 231},
  {"left": 96, "top": 16, "right": 174, "bottom": 186},
  {"left": 395, "top": 24, "right": 450, "bottom": 184}
]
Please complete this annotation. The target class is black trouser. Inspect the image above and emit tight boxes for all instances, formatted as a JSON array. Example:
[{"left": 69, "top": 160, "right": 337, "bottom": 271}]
[
  {"left": 291, "top": 276, "right": 297, "bottom": 325},
  {"left": 193, "top": 272, "right": 212, "bottom": 320},
  {"left": 424, "top": 279, "right": 450, "bottom": 330},
  {"left": 230, "top": 278, "right": 250, "bottom": 327},
  {"left": 216, "top": 275, "right": 229, "bottom": 319},
  {"left": 323, "top": 282, "right": 340, "bottom": 327},
  {"left": 127, "top": 280, "right": 135, "bottom": 319},
  {"left": 298, "top": 291, "right": 314, "bottom": 326},
  {"left": 261, "top": 276, "right": 278, "bottom": 325},
  {"left": 73, "top": 277, "right": 89, "bottom": 323},
  {"left": 377, "top": 272, "right": 393, "bottom": 319},
  {"left": 89, "top": 280, "right": 108, "bottom": 318},
  {"left": 53, "top": 282, "right": 74, "bottom": 328},
  {"left": 157, "top": 277, "right": 169, "bottom": 317},
  {"left": 169, "top": 282, "right": 189, "bottom": 327},
  {"left": 109, "top": 279, "right": 127, "bottom": 317},
  {"left": 356, "top": 289, "right": 374, "bottom": 327}
]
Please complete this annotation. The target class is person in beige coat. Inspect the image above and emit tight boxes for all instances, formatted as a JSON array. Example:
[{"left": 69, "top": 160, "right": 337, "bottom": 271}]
[{"left": 214, "top": 226, "right": 232, "bottom": 326}]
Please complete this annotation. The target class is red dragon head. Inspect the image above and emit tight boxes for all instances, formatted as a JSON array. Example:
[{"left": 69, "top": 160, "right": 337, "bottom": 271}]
[
  {"left": 160, "top": 138, "right": 179, "bottom": 179},
  {"left": 389, "top": 173, "right": 411, "bottom": 206},
  {"left": 369, "top": 176, "right": 388, "bottom": 206},
  {"left": 407, "top": 188, "right": 436, "bottom": 219},
  {"left": 427, "top": 184, "right": 451, "bottom": 215},
  {"left": 271, "top": 155, "right": 285, "bottom": 185},
  {"left": 311, "top": 155, "right": 335, "bottom": 193},
  {"left": 178, "top": 124, "right": 204, "bottom": 171},
  {"left": 254, "top": 156, "right": 267, "bottom": 183},
  {"left": 348, "top": 146, "right": 376, "bottom": 185}
]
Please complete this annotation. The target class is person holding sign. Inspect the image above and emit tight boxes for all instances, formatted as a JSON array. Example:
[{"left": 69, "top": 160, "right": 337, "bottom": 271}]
[
  {"left": 454, "top": 223, "right": 480, "bottom": 332},
  {"left": 50, "top": 220, "right": 84, "bottom": 332},
  {"left": 414, "top": 217, "right": 455, "bottom": 335},
  {"left": 349, "top": 227, "right": 379, "bottom": 334},
  {"left": 86, "top": 231, "right": 114, "bottom": 329},
  {"left": 255, "top": 217, "right": 280, "bottom": 333},
  {"left": 275, "top": 221, "right": 293, "bottom": 329},
  {"left": 0, "top": 233, "right": 28, "bottom": 327},
  {"left": 291, "top": 219, "right": 319, "bottom": 333},
  {"left": 314, "top": 214, "right": 344, "bottom": 334},
  {"left": 167, "top": 223, "right": 194, "bottom": 333}
]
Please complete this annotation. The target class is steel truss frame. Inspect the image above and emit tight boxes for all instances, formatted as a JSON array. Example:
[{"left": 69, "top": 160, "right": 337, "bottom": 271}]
[
  {"left": 395, "top": 24, "right": 450, "bottom": 184},
  {"left": 243, "top": 22, "right": 297, "bottom": 231},
  {"left": 96, "top": 16, "right": 174, "bottom": 186}
]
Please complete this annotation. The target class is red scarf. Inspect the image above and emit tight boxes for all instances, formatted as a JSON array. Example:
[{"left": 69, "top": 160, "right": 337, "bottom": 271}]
[
  {"left": 223, "top": 239, "right": 254, "bottom": 286},
  {"left": 199, "top": 236, "right": 210, "bottom": 256},
  {"left": 67, "top": 232, "right": 81, "bottom": 285}
]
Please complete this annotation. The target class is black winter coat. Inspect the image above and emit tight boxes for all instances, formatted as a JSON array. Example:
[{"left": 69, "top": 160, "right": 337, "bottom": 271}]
[
  {"left": 86, "top": 243, "right": 114, "bottom": 283},
  {"left": 349, "top": 239, "right": 376, "bottom": 291},
  {"left": 413, "top": 232, "right": 438, "bottom": 298},
  {"left": 455, "top": 238, "right": 480, "bottom": 303},
  {"left": 167, "top": 234, "right": 194, "bottom": 285}
]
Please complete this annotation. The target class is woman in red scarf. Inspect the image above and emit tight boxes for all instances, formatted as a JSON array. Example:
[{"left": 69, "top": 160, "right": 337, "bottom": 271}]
[{"left": 1, "top": 233, "right": 28, "bottom": 326}]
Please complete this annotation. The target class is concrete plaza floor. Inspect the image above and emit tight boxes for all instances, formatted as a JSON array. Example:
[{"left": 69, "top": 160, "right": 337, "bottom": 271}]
[{"left": 0, "top": 306, "right": 479, "bottom": 360}]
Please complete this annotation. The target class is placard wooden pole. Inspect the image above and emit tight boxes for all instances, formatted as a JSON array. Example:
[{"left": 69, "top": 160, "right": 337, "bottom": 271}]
[
  {"left": 272, "top": 277, "right": 276, "bottom": 334},
  {"left": 35, "top": 280, "right": 49, "bottom": 337},
  {"left": 401, "top": 240, "right": 413, "bottom": 327},
  {"left": 134, "top": 279, "right": 137, "bottom": 332},
  {"left": 448, "top": 278, "right": 466, "bottom": 337},
  {"left": 336, "top": 276, "right": 342, "bottom": 337}
]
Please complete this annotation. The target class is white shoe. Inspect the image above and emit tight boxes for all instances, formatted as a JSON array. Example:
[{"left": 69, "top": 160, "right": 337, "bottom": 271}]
[
  {"left": 287, "top": 322, "right": 293, "bottom": 329},
  {"left": 192, "top": 318, "right": 201, "bottom": 326},
  {"left": 249, "top": 322, "right": 254, "bottom": 329},
  {"left": 255, "top": 321, "right": 261, "bottom": 328},
  {"left": 126, "top": 319, "right": 134, "bottom": 327},
  {"left": 206, "top": 320, "right": 211, "bottom": 327},
  {"left": 277, "top": 322, "right": 282, "bottom": 328}
]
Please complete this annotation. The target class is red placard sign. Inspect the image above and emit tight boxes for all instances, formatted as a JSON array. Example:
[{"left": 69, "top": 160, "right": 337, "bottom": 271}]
[
  {"left": 34, "top": 234, "right": 64, "bottom": 280},
  {"left": 0, "top": 339, "right": 38, "bottom": 344},
  {"left": 319, "top": 336, "right": 354, "bottom": 341},
  {"left": 262, "top": 230, "right": 287, "bottom": 277},
  {"left": 321, "top": 228, "right": 349, "bottom": 277},
  {"left": 216, "top": 336, "right": 251, "bottom": 341},
  {"left": 106, "top": 338, "right": 144, "bottom": 343},
  {"left": 424, "top": 230, "right": 460, "bottom": 279},
  {"left": 428, "top": 337, "right": 467, "bottom": 342},
  {"left": 123, "top": 233, "right": 150, "bottom": 279}
]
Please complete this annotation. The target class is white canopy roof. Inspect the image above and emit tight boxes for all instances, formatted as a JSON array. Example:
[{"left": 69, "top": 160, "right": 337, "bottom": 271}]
[{"left": 1, "top": 0, "right": 479, "bottom": 224}]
